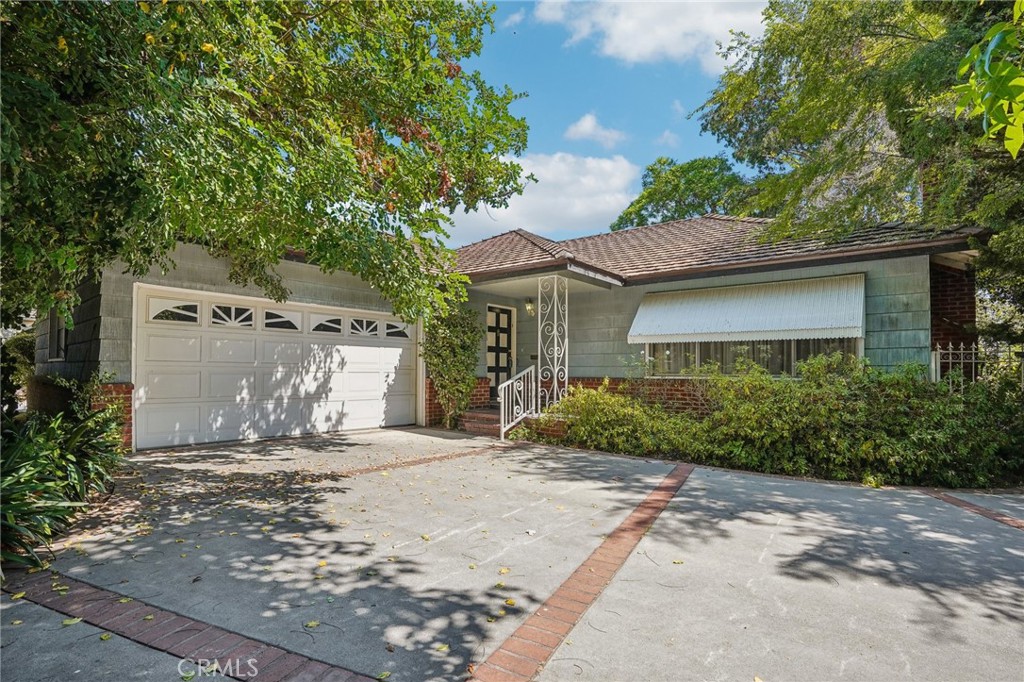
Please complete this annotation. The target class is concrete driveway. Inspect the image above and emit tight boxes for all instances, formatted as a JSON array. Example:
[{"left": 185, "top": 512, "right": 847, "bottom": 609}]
[{"left": 2, "top": 428, "right": 1021, "bottom": 682}]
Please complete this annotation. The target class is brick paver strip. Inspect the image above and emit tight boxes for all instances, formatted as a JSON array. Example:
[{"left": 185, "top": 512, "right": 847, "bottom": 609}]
[
  {"left": 1, "top": 571, "right": 373, "bottom": 681},
  {"left": 920, "top": 489, "right": 1024, "bottom": 530},
  {"left": 470, "top": 462, "right": 695, "bottom": 682}
]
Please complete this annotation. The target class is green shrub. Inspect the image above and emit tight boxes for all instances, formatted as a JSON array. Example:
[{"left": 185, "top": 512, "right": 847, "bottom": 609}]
[
  {"left": 0, "top": 379, "right": 126, "bottom": 577},
  {"left": 422, "top": 306, "right": 483, "bottom": 429},
  {"left": 521, "top": 379, "right": 700, "bottom": 457},
  {"left": 516, "top": 356, "right": 1024, "bottom": 488}
]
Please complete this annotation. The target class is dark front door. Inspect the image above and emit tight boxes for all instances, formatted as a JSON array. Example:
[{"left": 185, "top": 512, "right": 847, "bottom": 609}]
[{"left": 486, "top": 305, "right": 514, "bottom": 401}]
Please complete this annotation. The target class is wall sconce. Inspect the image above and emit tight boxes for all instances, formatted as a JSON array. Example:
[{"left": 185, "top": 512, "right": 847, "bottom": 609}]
[{"left": 524, "top": 298, "right": 536, "bottom": 317}]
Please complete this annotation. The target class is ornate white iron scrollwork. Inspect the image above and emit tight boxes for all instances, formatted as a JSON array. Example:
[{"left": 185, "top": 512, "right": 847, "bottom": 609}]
[{"left": 538, "top": 275, "right": 568, "bottom": 408}]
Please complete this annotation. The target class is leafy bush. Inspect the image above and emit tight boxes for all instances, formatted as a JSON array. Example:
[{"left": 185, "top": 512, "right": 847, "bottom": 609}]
[
  {"left": 516, "top": 356, "right": 1024, "bottom": 488},
  {"left": 422, "top": 306, "right": 483, "bottom": 429},
  {"left": 1, "top": 329, "right": 36, "bottom": 416},
  {"left": 0, "top": 379, "right": 126, "bottom": 576},
  {"left": 519, "top": 379, "right": 700, "bottom": 457}
]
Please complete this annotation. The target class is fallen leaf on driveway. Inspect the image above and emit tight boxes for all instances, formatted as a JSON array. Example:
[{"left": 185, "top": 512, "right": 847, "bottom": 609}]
[
  {"left": 304, "top": 621, "right": 320, "bottom": 629},
  {"left": 504, "top": 599, "right": 516, "bottom": 607},
  {"left": 10, "top": 592, "right": 25, "bottom": 600},
  {"left": 317, "top": 560, "right": 327, "bottom": 567},
  {"left": 498, "top": 567, "right": 510, "bottom": 575},
  {"left": 10, "top": 620, "right": 23, "bottom": 626},
  {"left": 99, "top": 633, "right": 112, "bottom": 641},
  {"left": 61, "top": 617, "right": 82, "bottom": 627},
  {"left": 672, "top": 560, "right": 684, "bottom": 565},
  {"left": 376, "top": 672, "right": 391, "bottom": 680},
  {"left": 118, "top": 597, "right": 133, "bottom": 603},
  {"left": 436, "top": 643, "right": 450, "bottom": 652}
]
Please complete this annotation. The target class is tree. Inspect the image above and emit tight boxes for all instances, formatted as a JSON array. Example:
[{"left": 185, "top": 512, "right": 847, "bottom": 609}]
[
  {"left": 955, "top": 0, "right": 1024, "bottom": 159},
  {"left": 1, "top": 1, "right": 529, "bottom": 328},
  {"left": 610, "top": 156, "right": 747, "bottom": 230},
  {"left": 698, "top": 0, "right": 1024, "bottom": 314}
]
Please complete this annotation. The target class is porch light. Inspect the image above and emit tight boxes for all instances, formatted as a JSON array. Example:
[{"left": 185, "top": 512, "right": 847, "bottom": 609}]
[{"left": 524, "top": 298, "right": 536, "bottom": 317}]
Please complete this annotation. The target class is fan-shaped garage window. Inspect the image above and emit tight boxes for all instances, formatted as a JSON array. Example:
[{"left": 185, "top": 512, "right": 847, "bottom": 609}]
[
  {"left": 350, "top": 318, "right": 379, "bottom": 336},
  {"left": 211, "top": 305, "right": 254, "bottom": 328},
  {"left": 385, "top": 322, "right": 409, "bottom": 339},
  {"left": 148, "top": 298, "right": 200, "bottom": 324},
  {"left": 264, "top": 309, "right": 300, "bottom": 331},
  {"left": 311, "top": 314, "right": 344, "bottom": 334}
]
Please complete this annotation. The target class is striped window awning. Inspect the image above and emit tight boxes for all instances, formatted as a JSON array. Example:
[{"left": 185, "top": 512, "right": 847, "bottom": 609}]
[{"left": 627, "top": 274, "right": 866, "bottom": 344}]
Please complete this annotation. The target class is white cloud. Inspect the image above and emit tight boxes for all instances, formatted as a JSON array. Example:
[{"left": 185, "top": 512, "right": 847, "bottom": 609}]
[
  {"left": 656, "top": 130, "right": 680, "bottom": 147},
  {"left": 671, "top": 99, "right": 687, "bottom": 118},
  {"left": 564, "top": 113, "right": 626, "bottom": 149},
  {"left": 534, "top": 1, "right": 767, "bottom": 74},
  {"left": 446, "top": 152, "right": 641, "bottom": 246},
  {"left": 502, "top": 8, "right": 526, "bottom": 29}
]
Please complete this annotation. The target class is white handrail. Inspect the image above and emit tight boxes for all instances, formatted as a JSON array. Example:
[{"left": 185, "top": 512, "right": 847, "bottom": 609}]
[{"left": 497, "top": 365, "right": 538, "bottom": 440}]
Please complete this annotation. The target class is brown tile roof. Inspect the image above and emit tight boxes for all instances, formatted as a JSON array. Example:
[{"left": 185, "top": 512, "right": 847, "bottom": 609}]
[{"left": 456, "top": 214, "right": 978, "bottom": 285}]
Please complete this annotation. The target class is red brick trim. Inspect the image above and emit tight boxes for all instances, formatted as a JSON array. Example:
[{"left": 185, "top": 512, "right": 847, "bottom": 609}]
[
  {"left": 2, "top": 572, "right": 374, "bottom": 681},
  {"left": 919, "top": 489, "right": 1024, "bottom": 531},
  {"left": 92, "top": 382, "right": 134, "bottom": 449},
  {"left": 470, "top": 463, "right": 694, "bottom": 682},
  {"left": 338, "top": 444, "right": 515, "bottom": 478},
  {"left": 425, "top": 377, "right": 491, "bottom": 427}
]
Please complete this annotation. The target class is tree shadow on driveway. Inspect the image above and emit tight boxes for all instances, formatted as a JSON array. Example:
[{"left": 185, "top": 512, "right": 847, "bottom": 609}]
[
  {"left": 503, "top": 448, "right": 1023, "bottom": 635},
  {"left": 46, "top": 448, "right": 546, "bottom": 682}
]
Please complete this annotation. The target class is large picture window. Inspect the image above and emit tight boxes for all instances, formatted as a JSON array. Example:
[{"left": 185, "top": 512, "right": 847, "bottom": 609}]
[{"left": 648, "top": 338, "right": 860, "bottom": 376}]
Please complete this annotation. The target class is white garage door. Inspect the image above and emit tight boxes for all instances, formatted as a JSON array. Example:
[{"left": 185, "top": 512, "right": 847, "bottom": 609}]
[{"left": 134, "top": 285, "right": 417, "bottom": 449}]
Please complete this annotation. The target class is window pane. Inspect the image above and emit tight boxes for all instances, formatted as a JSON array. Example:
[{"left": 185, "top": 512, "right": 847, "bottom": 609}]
[
  {"left": 651, "top": 338, "right": 858, "bottom": 376},
  {"left": 649, "top": 342, "right": 695, "bottom": 374},
  {"left": 795, "top": 338, "right": 857, "bottom": 362}
]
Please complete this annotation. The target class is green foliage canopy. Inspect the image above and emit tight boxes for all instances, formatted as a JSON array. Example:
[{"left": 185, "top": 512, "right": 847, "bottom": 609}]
[
  {"left": 610, "top": 156, "right": 747, "bottom": 231},
  {"left": 955, "top": 0, "right": 1024, "bottom": 159},
  {"left": 1, "top": 1, "right": 529, "bottom": 327},
  {"left": 698, "top": 0, "right": 1024, "bottom": 314}
]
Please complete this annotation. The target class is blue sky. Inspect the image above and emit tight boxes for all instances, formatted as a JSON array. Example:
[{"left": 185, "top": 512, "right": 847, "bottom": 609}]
[{"left": 446, "top": 1, "right": 768, "bottom": 247}]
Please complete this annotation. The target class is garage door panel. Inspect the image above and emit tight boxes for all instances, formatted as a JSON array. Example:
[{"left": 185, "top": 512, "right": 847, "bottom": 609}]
[
  {"left": 254, "top": 399, "right": 306, "bottom": 437},
  {"left": 208, "top": 371, "right": 256, "bottom": 400},
  {"left": 344, "top": 398, "right": 385, "bottom": 428},
  {"left": 304, "top": 372, "right": 345, "bottom": 397},
  {"left": 307, "top": 343, "right": 346, "bottom": 368},
  {"left": 140, "top": 405, "right": 201, "bottom": 441},
  {"left": 379, "top": 346, "right": 412, "bottom": 371},
  {"left": 147, "top": 335, "right": 200, "bottom": 363},
  {"left": 206, "top": 404, "right": 254, "bottom": 441},
  {"left": 383, "top": 394, "right": 415, "bottom": 426},
  {"left": 259, "top": 371, "right": 307, "bottom": 399},
  {"left": 262, "top": 340, "right": 303, "bottom": 365},
  {"left": 142, "top": 371, "right": 201, "bottom": 400},
  {"left": 308, "top": 399, "right": 347, "bottom": 432},
  {"left": 135, "top": 286, "right": 417, "bottom": 449},
  {"left": 209, "top": 337, "right": 256, "bottom": 363},
  {"left": 347, "top": 370, "right": 382, "bottom": 395},
  {"left": 343, "top": 345, "right": 380, "bottom": 367},
  {"left": 385, "top": 369, "right": 415, "bottom": 394}
]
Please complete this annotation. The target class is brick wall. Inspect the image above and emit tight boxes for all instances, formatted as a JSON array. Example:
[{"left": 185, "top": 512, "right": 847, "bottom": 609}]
[
  {"left": 91, "top": 383, "right": 134, "bottom": 449},
  {"left": 425, "top": 377, "right": 491, "bottom": 427},
  {"left": 930, "top": 263, "right": 977, "bottom": 350}
]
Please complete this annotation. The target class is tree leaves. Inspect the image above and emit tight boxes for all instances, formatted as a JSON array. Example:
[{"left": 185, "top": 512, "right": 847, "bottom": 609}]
[
  {"left": 1, "top": 1, "right": 530, "bottom": 327},
  {"left": 610, "top": 156, "right": 750, "bottom": 230}
]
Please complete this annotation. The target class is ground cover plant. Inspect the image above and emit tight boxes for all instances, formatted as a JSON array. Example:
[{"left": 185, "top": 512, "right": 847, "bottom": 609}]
[
  {"left": 0, "top": 377, "right": 126, "bottom": 577},
  {"left": 514, "top": 354, "right": 1024, "bottom": 488}
]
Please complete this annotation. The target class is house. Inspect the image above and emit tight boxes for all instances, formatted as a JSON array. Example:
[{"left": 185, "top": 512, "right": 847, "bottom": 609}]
[{"left": 33, "top": 215, "right": 979, "bottom": 449}]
